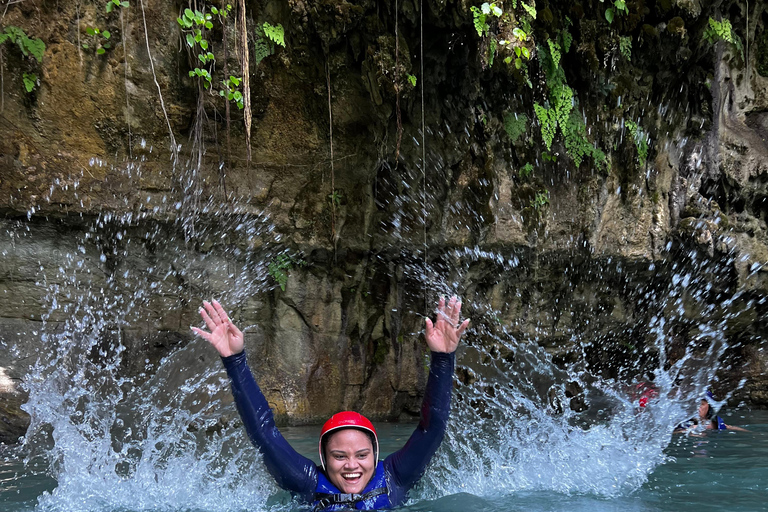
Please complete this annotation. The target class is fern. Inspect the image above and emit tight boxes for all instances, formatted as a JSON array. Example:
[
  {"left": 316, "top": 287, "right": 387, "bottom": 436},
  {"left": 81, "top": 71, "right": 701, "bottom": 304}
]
[
  {"left": 503, "top": 112, "right": 528, "bottom": 142},
  {"left": 521, "top": 1, "right": 536, "bottom": 18},
  {"left": 548, "top": 40, "right": 561, "bottom": 72},
  {"left": 561, "top": 29, "right": 572, "bottom": 53},
  {"left": 626, "top": 120, "right": 649, "bottom": 167},
  {"left": 470, "top": 6, "right": 488, "bottom": 37},
  {"left": 263, "top": 22, "right": 285, "bottom": 47},
  {"left": 0, "top": 26, "right": 45, "bottom": 62},
  {"left": 619, "top": 36, "right": 631, "bottom": 60},
  {"left": 534, "top": 103, "right": 557, "bottom": 150}
]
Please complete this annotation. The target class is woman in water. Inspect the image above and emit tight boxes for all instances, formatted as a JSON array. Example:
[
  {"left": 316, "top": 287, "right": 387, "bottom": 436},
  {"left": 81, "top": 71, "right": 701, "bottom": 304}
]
[
  {"left": 674, "top": 391, "right": 749, "bottom": 433},
  {"left": 192, "top": 296, "right": 470, "bottom": 511}
]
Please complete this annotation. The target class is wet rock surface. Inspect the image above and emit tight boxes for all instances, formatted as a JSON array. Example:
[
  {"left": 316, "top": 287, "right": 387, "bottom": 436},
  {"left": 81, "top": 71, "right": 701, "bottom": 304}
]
[{"left": 1, "top": 0, "right": 768, "bottom": 442}]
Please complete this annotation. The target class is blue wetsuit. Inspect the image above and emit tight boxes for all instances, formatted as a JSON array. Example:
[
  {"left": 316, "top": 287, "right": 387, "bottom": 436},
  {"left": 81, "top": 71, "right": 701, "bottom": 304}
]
[{"left": 221, "top": 350, "right": 455, "bottom": 511}]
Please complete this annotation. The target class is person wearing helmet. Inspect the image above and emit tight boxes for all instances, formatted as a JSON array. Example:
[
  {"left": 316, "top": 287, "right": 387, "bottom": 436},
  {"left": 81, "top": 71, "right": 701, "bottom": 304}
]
[
  {"left": 192, "top": 296, "right": 470, "bottom": 511},
  {"left": 673, "top": 391, "right": 749, "bottom": 433}
]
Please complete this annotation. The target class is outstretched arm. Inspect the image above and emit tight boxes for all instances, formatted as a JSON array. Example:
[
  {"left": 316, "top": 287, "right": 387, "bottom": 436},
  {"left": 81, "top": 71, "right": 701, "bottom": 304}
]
[
  {"left": 385, "top": 297, "right": 469, "bottom": 500},
  {"left": 193, "top": 300, "right": 318, "bottom": 495}
]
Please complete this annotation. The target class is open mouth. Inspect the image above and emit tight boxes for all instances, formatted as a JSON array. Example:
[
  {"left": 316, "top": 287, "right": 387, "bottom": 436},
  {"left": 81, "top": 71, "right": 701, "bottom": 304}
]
[{"left": 342, "top": 472, "right": 362, "bottom": 481}]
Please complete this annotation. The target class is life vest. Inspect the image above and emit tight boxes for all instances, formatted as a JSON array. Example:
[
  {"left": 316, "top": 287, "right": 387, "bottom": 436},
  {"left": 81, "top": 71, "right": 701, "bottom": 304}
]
[
  {"left": 313, "top": 461, "right": 391, "bottom": 511},
  {"left": 714, "top": 415, "right": 727, "bottom": 430}
]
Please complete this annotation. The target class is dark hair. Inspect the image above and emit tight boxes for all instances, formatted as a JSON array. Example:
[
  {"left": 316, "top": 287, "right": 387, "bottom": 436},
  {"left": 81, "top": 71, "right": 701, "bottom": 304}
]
[{"left": 703, "top": 402, "right": 713, "bottom": 420}]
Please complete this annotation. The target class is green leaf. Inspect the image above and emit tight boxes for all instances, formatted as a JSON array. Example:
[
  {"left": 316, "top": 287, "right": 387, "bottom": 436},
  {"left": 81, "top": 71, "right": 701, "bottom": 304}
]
[
  {"left": 205, "top": 21, "right": 213, "bottom": 30},
  {"left": 233, "top": 91, "right": 243, "bottom": 100},
  {"left": 263, "top": 22, "right": 285, "bottom": 47},
  {"left": 515, "top": 58, "right": 522, "bottom": 69},
  {"left": 185, "top": 8, "right": 194, "bottom": 20},
  {"left": 121, "top": 1, "right": 130, "bottom": 7},
  {"left": 481, "top": 3, "right": 491, "bottom": 15},
  {"left": 82, "top": 43, "right": 89, "bottom": 49},
  {"left": 186, "top": 33, "right": 195, "bottom": 48},
  {"left": 189, "top": 70, "right": 196, "bottom": 77},
  {"left": 86, "top": 27, "right": 96, "bottom": 36},
  {"left": 106, "top": 2, "right": 113, "bottom": 13},
  {"left": 407, "top": 74, "right": 417, "bottom": 87},
  {"left": 230, "top": 76, "right": 241, "bottom": 85},
  {"left": 521, "top": 2, "right": 536, "bottom": 18},
  {"left": 97, "top": 47, "right": 106, "bottom": 54},
  {"left": 211, "top": 7, "right": 219, "bottom": 14},
  {"left": 605, "top": 8, "right": 614, "bottom": 23},
  {"left": 615, "top": 0, "right": 626, "bottom": 11},
  {"left": 25, "top": 38, "right": 45, "bottom": 63},
  {"left": 521, "top": 47, "right": 530, "bottom": 59},
  {"left": 200, "top": 39, "right": 208, "bottom": 50},
  {"left": 504, "top": 55, "right": 512, "bottom": 64},
  {"left": 102, "top": 30, "right": 111, "bottom": 39},
  {"left": 103, "top": 42, "right": 111, "bottom": 49},
  {"left": 22, "top": 73, "right": 36, "bottom": 93},
  {"left": 198, "top": 53, "right": 207, "bottom": 63}
]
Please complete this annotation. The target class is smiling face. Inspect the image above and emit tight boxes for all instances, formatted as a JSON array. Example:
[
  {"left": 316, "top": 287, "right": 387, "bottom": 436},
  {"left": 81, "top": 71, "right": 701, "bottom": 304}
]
[{"left": 324, "top": 428, "right": 375, "bottom": 494}]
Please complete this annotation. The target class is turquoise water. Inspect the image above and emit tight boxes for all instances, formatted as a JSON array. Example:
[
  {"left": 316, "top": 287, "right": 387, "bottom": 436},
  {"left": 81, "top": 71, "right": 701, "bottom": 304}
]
[{"left": 2, "top": 410, "right": 765, "bottom": 512}]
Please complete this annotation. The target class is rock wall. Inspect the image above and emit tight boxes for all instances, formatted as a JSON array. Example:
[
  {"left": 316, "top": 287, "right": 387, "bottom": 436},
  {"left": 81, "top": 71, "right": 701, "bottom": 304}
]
[{"left": 2, "top": 0, "right": 768, "bottom": 444}]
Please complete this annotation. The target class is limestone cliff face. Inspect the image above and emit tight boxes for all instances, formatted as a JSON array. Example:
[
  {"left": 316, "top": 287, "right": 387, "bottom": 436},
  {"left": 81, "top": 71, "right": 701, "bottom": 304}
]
[{"left": 1, "top": 0, "right": 768, "bottom": 443}]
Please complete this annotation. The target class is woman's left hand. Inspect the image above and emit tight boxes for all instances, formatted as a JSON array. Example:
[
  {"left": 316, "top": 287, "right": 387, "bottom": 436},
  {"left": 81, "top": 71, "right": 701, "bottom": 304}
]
[{"left": 425, "top": 296, "right": 469, "bottom": 354}]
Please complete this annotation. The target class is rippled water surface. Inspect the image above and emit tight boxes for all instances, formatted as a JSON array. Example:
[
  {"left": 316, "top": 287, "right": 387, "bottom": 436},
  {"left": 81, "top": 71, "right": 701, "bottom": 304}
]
[{"left": 2, "top": 411, "right": 766, "bottom": 512}]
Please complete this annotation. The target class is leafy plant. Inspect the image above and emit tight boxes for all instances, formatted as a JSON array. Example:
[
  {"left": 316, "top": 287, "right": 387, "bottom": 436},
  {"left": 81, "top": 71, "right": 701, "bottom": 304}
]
[
  {"left": 22, "top": 72, "right": 37, "bottom": 93},
  {"left": 328, "top": 189, "right": 343, "bottom": 207},
  {"left": 470, "top": 2, "right": 502, "bottom": 38},
  {"left": 604, "top": 0, "right": 627, "bottom": 24},
  {"left": 521, "top": 2, "right": 536, "bottom": 19},
  {"left": 519, "top": 162, "right": 534, "bottom": 179},
  {"left": 268, "top": 254, "right": 307, "bottom": 292},
  {"left": 503, "top": 112, "right": 527, "bottom": 142},
  {"left": 703, "top": 17, "right": 744, "bottom": 57},
  {"left": 704, "top": 17, "right": 733, "bottom": 43},
  {"left": 626, "top": 120, "right": 649, "bottom": 167},
  {"left": 83, "top": 26, "right": 112, "bottom": 55},
  {"left": 1, "top": 26, "right": 45, "bottom": 93},
  {"left": 219, "top": 75, "right": 244, "bottom": 109},
  {"left": 105, "top": 0, "right": 129, "bottom": 13},
  {"left": 263, "top": 22, "right": 285, "bottom": 47},
  {"left": 407, "top": 74, "right": 417, "bottom": 87},
  {"left": 619, "top": 36, "right": 631, "bottom": 60},
  {"left": 0, "top": 26, "right": 45, "bottom": 62},
  {"left": 178, "top": 7, "right": 216, "bottom": 88},
  {"left": 531, "top": 190, "right": 549, "bottom": 210}
]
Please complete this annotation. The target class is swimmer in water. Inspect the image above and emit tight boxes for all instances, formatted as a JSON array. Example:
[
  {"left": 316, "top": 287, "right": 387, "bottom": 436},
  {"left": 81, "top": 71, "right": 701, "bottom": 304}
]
[
  {"left": 674, "top": 391, "right": 749, "bottom": 434},
  {"left": 193, "top": 296, "right": 469, "bottom": 511}
]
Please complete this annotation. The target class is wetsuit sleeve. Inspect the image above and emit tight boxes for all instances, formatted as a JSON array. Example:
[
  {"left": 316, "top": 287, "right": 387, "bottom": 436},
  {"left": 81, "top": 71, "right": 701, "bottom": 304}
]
[
  {"left": 384, "top": 351, "right": 455, "bottom": 496},
  {"left": 221, "top": 351, "right": 318, "bottom": 495}
]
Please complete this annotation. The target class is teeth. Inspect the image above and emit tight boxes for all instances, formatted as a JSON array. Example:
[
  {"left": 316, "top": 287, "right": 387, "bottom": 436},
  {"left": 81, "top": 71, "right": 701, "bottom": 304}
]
[{"left": 343, "top": 473, "right": 361, "bottom": 479}]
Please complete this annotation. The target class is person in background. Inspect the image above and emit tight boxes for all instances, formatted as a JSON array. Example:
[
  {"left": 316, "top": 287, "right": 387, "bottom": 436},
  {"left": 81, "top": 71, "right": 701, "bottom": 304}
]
[
  {"left": 674, "top": 391, "right": 749, "bottom": 433},
  {"left": 192, "top": 296, "right": 470, "bottom": 511}
]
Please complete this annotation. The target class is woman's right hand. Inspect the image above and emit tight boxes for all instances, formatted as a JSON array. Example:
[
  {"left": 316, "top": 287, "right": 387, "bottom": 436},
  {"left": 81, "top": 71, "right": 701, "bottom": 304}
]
[{"left": 192, "top": 300, "right": 244, "bottom": 357}]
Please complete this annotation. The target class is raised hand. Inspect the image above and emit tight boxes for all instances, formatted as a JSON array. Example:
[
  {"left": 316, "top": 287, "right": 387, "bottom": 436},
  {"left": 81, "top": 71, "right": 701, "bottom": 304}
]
[
  {"left": 191, "top": 300, "right": 244, "bottom": 358},
  {"left": 425, "top": 296, "right": 469, "bottom": 354}
]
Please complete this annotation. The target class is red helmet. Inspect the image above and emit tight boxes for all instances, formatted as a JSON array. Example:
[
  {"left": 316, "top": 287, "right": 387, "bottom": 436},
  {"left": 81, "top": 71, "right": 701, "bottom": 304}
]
[{"left": 318, "top": 411, "right": 379, "bottom": 470}]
